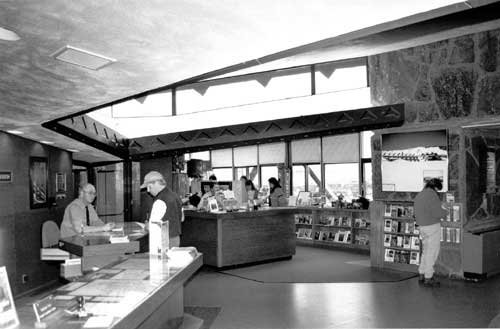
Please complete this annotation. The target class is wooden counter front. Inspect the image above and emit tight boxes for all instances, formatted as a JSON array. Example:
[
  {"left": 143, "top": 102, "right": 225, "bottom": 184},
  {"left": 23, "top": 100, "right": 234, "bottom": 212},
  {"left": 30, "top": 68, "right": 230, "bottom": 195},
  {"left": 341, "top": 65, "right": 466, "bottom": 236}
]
[{"left": 181, "top": 208, "right": 296, "bottom": 267}]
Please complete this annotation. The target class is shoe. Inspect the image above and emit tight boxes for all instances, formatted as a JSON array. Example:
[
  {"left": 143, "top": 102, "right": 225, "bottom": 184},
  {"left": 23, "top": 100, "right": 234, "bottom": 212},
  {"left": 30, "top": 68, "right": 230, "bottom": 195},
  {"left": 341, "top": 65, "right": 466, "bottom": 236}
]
[
  {"left": 423, "top": 276, "right": 440, "bottom": 287},
  {"left": 418, "top": 274, "right": 425, "bottom": 284}
]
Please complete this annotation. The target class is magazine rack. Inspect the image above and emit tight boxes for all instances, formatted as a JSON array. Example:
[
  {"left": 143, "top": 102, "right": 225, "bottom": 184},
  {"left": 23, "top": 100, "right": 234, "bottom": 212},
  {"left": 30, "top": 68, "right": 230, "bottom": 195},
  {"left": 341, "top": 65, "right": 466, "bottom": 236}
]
[
  {"left": 295, "top": 207, "right": 370, "bottom": 253},
  {"left": 377, "top": 201, "right": 463, "bottom": 275}
]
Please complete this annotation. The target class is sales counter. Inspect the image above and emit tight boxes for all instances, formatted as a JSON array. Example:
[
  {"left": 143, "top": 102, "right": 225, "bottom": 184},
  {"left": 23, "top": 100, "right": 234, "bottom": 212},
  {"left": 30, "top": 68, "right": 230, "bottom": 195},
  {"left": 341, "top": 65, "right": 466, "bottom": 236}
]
[
  {"left": 16, "top": 252, "right": 203, "bottom": 329},
  {"left": 181, "top": 207, "right": 296, "bottom": 267},
  {"left": 59, "top": 222, "right": 148, "bottom": 271}
]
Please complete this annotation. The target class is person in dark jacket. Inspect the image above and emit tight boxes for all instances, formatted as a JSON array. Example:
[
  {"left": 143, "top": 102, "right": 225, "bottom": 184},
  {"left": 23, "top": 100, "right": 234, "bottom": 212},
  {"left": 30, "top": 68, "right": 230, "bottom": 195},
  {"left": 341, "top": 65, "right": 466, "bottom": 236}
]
[
  {"left": 414, "top": 178, "right": 447, "bottom": 287},
  {"left": 141, "top": 171, "right": 183, "bottom": 247},
  {"left": 268, "top": 177, "right": 287, "bottom": 207}
]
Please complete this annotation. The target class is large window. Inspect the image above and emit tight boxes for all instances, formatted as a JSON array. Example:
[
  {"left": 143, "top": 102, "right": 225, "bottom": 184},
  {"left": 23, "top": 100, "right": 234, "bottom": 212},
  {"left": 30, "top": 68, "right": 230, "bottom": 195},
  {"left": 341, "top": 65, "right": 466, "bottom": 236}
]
[
  {"left": 235, "top": 166, "right": 259, "bottom": 188},
  {"left": 183, "top": 132, "right": 372, "bottom": 201},
  {"left": 292, "top": 164, "right": 321, "bottom": 196},
  {"left": 260, "top": 165, "right": 279, "bottom": 194},
  {"left": 211, "top": 168, "right": 233, "bottom": 181},
  {"left": 324, "top": 163, "right": 359, "bottom": 202}
]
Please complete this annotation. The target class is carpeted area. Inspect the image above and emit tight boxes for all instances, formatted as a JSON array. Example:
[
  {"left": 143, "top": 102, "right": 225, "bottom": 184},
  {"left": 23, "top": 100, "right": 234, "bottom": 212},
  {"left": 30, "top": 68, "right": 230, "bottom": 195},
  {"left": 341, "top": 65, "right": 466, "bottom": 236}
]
[
  {"left": 219, "top": 245, "right": 417, "bottom": 283},
  {"left": 184, "top": 306, "right": 221, "bottom": 329}
]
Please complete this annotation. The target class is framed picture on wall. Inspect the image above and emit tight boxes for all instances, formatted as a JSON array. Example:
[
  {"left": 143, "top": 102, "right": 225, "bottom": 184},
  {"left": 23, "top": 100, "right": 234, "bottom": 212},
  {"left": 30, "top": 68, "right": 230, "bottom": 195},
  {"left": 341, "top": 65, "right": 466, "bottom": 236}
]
[
  {"left": 29, "top": 157, "right": 48, "bottom": 209},
  {"left": 0, "top": 266, "right": 19, "bottom": 329},
  {"left": 55, "top": 172, "right": 66, "bottom": 193}
]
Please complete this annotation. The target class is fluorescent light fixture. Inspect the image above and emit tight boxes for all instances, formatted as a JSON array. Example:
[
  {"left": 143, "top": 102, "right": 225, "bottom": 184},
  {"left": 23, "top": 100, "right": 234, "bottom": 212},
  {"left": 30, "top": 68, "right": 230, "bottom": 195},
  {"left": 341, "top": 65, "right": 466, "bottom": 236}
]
[
  {"left": 67, "top": 149, "right": 79, "bottom": 153},
  {"left": 51, "top": 45, "right": 116, "bottom": 70},
  {"left": 6, "top": 130, "right": 24, "bottom": 135},
  {"left": 0, "top": 27, "right": 20, "bottom": 41},
  {"left": 40, "top": 141, "right": 54, "bottom": 145}
]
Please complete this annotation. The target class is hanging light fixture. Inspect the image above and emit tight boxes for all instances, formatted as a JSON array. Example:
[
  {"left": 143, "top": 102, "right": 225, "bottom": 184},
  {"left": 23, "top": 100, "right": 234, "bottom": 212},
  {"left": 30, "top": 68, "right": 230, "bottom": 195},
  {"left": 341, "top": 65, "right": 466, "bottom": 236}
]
[{"left": 0, "top": 27, "right": 20, "bottom": 41}]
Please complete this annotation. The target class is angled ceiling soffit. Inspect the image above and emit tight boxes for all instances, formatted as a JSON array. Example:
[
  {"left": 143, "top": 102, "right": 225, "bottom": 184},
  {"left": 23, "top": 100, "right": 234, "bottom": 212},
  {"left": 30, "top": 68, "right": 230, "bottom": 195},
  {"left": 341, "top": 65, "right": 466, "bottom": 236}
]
[
  {"left": 43, "top": 113, "right": 129, "bottom": 158},
  {"left": 129, "top": 103, "right": 405, "bottom": 159}
]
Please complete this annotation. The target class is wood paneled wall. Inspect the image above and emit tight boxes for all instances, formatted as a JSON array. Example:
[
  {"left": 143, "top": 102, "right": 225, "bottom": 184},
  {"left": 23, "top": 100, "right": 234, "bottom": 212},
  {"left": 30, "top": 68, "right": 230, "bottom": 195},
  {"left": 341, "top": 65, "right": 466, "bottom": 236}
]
[{"left": 0, "top": 132, "right": 73, "bottom": 296}]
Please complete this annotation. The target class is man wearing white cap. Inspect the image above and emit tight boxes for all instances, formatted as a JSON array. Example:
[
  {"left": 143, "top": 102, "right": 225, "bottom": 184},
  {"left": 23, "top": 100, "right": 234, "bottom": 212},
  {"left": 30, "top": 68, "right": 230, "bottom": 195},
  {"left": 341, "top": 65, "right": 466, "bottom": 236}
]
[{"left": 141, "top": 171, "right": 183, "bottom": 247}]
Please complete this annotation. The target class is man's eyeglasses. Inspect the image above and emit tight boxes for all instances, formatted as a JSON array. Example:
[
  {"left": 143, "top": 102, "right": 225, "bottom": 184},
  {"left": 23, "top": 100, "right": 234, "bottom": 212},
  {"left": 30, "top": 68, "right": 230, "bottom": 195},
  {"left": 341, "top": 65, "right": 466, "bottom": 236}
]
[{"left": 84, "top": 191, "right": 96, "bottom": 196}]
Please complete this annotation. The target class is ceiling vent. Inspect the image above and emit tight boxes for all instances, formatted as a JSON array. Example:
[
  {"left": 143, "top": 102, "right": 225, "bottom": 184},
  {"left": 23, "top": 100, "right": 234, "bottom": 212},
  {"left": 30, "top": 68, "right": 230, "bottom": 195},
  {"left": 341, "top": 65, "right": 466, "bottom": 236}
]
[{"left": 51, "top": 45, "right": 116, "bottom": 70}]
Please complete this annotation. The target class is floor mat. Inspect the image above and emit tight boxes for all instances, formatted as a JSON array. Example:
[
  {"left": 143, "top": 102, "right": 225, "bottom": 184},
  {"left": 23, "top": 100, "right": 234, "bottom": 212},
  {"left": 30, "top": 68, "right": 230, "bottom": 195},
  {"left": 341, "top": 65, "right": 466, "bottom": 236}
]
[
  {"left": 184, "top": 306, "right": 221, "bottom": 329},
  {"left": 219, "top": 246, "right": 417, "bottom": 283}
]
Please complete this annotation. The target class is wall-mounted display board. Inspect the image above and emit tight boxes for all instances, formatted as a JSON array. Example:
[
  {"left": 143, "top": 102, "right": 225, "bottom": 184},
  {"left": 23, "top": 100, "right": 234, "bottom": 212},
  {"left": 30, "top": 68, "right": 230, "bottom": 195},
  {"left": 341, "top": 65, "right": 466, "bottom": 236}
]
[{"left": 381, "top": 130, "right": 448, "bottom": 192}]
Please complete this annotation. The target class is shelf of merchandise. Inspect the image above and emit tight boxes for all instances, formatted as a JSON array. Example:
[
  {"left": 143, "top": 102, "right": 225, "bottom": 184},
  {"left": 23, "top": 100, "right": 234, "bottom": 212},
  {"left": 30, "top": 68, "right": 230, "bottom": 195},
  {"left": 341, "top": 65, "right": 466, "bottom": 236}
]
[
  {"left": 378, "top": 201, "right": 464, "bottom": 275},
  {"left": 295, "top": 207, "right": 370, "bottom": 254},
  {"left": 381, "top": 201, "right": 420, "bottom": 272}
]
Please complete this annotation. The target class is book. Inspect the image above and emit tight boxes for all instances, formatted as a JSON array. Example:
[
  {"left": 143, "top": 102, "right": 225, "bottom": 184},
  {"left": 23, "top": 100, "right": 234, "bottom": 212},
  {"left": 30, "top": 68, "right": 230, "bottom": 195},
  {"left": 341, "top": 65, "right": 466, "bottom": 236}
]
[
  {"left": 354, "top": 218, "right": 361, "bottom": 227},
  {"left": 410, "top": 236, "right": 420, "bottom": 250},
  {"left": 385, "top": 204, "right": 392, "bottom": 216},
  {"left": 404, "top": 222, "right": 415, "bottom": 234},
  {"left": 400, "top": 251, "right": 411, "bottom": 264},
  {"left": 455, "top": 228, "right": 461, "bottom": 243},
  {"left": 314, "top": 231, "right": 320, "bottom": 240},
  {"left": 384, "top": 249, "right": 395, "bottom": 262},
  {"left": 384, "top": 234, "right": 391, "bottom": 247},
  {"left": 391, "top": 220, "right": 400, "bottom": 233},
  {"left": 446, "top": 227, "right": 451, "bottom": 242},
  {"left": 384, "top": 219, "right": 392, "bottom": 232},
  {"left": 440, "top": 227, "right": 444, "bottom": 242},
  {"left": 410, "top": 251, "right": 420, "bottom": 265},
  {"left": 403, "top": 236, "right": 411, "bottom": 249},
  {"left": 396, "top": 236, "right": 403, "bottom": 247},
  {"left": 297, "top": 228, "right": 305, "bottom": 238},
  {"left": 333, "top": 217, "right": 340, "bottom": 227},
  {"left": 390, "top": 235, "right": 398, "bottom": 247},
  {"left": 453, "top": 205, "right": 461, "bottom": 222},
  {"left": 337, "top": 231, "right": 346, "bottom": 243},
  {"left": 394, "top": 250, "right": 402, "bottom": 263},
  {"left": 390, "top": 205, "right": 398, "bottom": 218},
  {"left": 413, "top": 225, "right": 419, "bottom": 235},
  {"left": 327, "top": 216, "right": 334, "bottom": 226}
]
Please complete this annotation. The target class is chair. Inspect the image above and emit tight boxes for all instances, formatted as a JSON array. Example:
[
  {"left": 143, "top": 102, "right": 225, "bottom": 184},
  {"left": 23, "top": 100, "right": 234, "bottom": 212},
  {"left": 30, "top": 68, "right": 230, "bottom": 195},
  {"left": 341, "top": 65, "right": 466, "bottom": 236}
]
[{"left": 40, "top": 221, "right": 70, "bottom": 260}]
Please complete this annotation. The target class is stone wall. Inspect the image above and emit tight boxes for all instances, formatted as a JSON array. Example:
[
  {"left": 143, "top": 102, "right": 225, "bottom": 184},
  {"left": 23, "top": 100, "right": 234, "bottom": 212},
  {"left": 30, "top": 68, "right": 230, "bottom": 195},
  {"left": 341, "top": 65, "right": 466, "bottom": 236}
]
[
  {"left": 370, "top": 27, "right": 500, "bottom": 209},
  {"left": 369, "top": 27, "right": 500, "bottom": 276},
  {"left": 370, "top": 28, "right": 500, "bottom": 123}
]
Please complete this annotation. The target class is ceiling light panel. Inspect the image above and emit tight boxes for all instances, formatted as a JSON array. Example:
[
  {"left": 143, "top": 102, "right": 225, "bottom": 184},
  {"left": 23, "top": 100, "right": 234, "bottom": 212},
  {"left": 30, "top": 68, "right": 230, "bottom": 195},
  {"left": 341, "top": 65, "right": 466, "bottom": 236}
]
[
  {"left": 51, "top": 45, "right": 116, "bottom": 70},
  {"left": 6, "top": 130, "right": 23, "bottom": 134}
]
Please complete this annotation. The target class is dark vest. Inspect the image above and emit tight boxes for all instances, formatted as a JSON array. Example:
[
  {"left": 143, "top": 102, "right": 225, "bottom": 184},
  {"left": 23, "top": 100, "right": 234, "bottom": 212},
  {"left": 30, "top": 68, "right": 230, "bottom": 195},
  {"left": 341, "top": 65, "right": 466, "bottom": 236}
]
[{"left": 154, "top": 186, "right": 182, "bottom": 237}]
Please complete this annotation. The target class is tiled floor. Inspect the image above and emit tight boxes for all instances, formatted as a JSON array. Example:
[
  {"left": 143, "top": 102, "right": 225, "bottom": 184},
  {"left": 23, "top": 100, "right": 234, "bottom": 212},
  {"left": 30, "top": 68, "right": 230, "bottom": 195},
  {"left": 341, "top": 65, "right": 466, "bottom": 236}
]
[{"left": 184, "top": 248, "right": 500, "bottom": 329}]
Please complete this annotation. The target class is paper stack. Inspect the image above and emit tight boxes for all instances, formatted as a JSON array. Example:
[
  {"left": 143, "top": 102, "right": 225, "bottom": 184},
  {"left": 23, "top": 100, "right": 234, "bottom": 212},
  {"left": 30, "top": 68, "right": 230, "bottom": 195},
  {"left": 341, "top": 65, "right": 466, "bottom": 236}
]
[
  {"left": 41, "top": 247, "right": 70, "bottom": 260},
  {"left": 109, "top": 236, "right": 129, "bottom": 244},
  {"left": 60, "top": 258, "right": 82, "bottom": 278},
  {"left": 166, "top": 247, "right": 198, "bottom": 267}
]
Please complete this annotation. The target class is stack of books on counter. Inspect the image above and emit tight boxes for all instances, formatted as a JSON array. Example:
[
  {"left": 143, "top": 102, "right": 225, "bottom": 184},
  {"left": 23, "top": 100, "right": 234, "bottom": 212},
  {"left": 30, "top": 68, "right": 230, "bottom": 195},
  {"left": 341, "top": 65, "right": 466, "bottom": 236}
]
[
  {"left": 40, "top": 247, "right": 70, "bottom": 260},
  {"left": 60, "top": 258, "right": 82, "bottom": 278}
]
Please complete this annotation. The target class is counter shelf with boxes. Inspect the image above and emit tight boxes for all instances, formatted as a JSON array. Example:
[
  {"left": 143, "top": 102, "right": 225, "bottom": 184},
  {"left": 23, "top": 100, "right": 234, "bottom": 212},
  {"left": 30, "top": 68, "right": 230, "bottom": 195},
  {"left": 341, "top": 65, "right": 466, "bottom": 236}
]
[{"left": 295, "top": 207, "right": 370, "bottom": 253}]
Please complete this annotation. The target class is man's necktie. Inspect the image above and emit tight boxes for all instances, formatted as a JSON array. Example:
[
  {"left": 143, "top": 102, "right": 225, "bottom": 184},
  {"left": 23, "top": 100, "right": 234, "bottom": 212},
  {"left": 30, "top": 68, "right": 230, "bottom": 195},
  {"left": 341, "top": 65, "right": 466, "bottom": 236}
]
[{"left": 85, "top": 206, "right": 90, "bottom": 226}]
